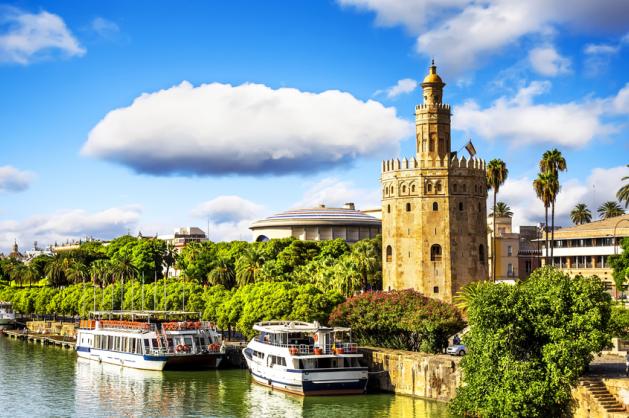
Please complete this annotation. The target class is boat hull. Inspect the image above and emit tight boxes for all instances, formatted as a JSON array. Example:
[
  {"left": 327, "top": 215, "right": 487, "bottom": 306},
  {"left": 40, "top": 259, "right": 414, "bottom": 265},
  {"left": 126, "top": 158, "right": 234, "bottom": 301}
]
[
  {"left": 250, "top": 370, "right": 368, "bottom": 396},
  {"left": 76, "top": 347, "right": 167, "bottom": 371},
  {"left": 165, "top": 352, "right": 223, "bottom": 370}
]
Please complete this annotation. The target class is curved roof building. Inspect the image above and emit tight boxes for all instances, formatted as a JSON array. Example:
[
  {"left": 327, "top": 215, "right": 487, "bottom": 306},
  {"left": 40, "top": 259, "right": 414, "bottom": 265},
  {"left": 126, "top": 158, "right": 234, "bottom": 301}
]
[{"left": 250, "top": 203, "right": 381, "bottom": 243}]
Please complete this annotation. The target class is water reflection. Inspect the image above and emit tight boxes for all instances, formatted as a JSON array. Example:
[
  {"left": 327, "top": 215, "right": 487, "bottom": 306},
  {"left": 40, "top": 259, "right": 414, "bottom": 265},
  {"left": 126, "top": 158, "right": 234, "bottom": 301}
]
[{"left": 1, "top": 337, "right": 449, "bottom": 418}]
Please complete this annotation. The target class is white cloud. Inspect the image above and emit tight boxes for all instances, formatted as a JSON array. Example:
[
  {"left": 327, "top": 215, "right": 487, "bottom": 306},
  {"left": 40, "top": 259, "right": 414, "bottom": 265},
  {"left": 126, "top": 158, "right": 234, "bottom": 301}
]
[
  {"left": 584, "top": 44, "right": 620, "bottom": 55},
  {"left": 0, "top": 206, "right": 141, "bottom": 253},
  {"left": 292, "top": 177, "right": 380, "bottom": 210},
  {"left": 376, "top": 78, "right": 418, "bottom": 99},
  {"left": 91, "top": 17, "right": 119, "bottom": 39},
  {"left": 338, "top": 0, "right": 629, "bottom": 75},
  {"left": 612, "top": 83, "right": 629, "bottom": 113},
  {"left": 207, "top": 220, "right": 254, "bottom": 242},
  {"left": 191, "top": 195, "right": 265, "bottom": 223},
  {"left": 528, "top": 46, "right": 571, "bottom": 76},
  {"left": 82, "top": 81, "right": 412, "bottom": 176},
  {"left": 0, "top": 7, "right": 85, "bottom": 64},
  {"left": 0, "top": 166, "right": 34, "bottom": 192},
  {"left": 453, "top": 81, "right": 618, "bottom": 148},
  {"left": 496, "top": 165, "right": 629, "bottom": 230}
]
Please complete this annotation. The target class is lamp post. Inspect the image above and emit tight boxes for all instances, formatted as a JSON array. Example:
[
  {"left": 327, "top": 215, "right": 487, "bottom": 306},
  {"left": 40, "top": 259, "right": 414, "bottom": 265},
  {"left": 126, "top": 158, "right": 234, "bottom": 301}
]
[{"left": 611, "top": 218, "right": 629, "bottom": 301}]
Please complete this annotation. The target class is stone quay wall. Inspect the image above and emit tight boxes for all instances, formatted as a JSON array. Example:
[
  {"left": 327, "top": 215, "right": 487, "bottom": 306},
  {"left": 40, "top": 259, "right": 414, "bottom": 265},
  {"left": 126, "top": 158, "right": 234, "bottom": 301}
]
[{"left": 360, "top": 347, "right": 462, "bottom": 401}]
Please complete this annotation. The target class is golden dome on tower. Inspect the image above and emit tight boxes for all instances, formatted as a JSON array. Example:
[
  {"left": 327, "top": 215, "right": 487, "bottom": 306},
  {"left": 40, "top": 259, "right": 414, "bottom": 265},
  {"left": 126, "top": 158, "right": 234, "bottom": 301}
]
[{"left": 422, "top": 59, "right": 444, "bottom": 84}]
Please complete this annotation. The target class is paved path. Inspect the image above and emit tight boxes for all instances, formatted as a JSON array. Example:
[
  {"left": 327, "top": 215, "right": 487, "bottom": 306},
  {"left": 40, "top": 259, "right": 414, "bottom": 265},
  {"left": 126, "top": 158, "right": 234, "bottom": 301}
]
[{"left": 587, "top": 354, "right": 627, "bottom": 378}]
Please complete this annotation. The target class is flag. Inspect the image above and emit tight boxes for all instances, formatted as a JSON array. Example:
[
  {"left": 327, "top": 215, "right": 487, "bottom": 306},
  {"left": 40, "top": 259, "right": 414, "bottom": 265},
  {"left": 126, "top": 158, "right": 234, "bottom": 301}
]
[{"left": 465, "top": 139, "right": 477, "bottom": 157}]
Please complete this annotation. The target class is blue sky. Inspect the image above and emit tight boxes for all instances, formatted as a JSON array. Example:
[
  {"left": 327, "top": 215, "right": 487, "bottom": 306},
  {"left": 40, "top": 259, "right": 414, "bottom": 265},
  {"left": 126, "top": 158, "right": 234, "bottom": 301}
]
[{"left": 0, "top": 0, "right": 628, "bottom": 252}]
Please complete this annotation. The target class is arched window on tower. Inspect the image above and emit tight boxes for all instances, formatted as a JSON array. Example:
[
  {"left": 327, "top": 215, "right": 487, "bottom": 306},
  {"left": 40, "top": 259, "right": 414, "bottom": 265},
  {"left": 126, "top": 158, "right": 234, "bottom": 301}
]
[
  {"left": 436, "top": 182, "right": 442, "bottom": 192},
  {"left": 427, "top": 183, "right": 433, "bottom": 193},
  {"left": 479, "top": 244, "right": 485, "bottom": 263},
  {"left": 433, "top": 202, "right": 439, "bottom": 211},
  {"left": 411, "top": 184, "right": 416, "bottom": 193},
  {"left": 453, "top": 184, "right": 458, "bottom": 192},
  {"left": 386, "top": 246, "right": 393, "bottom": 262},
  {"left": 430, "top": 244, "right": 442, "bottom": 262},
  {"left": 406, "top": 203, "right": 411, "bottom": 212},
  {"left": 402, "top": 185, "right": 407, "bottom": 193}
]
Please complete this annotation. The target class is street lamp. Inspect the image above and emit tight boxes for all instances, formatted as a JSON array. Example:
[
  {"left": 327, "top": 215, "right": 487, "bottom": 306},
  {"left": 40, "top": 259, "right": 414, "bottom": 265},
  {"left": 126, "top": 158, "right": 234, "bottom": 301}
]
[{"left": 612, "top": 218, "right": 629, "bottom": 255}]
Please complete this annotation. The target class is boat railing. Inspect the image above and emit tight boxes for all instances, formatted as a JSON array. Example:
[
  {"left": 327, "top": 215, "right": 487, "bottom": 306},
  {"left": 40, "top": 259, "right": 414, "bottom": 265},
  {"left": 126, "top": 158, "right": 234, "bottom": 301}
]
[
  {"left": 98, "top": 320, "right": 154, "bottom": 332},
  {"left": 162, "top": 321, "right": 216, "bottom": 332}
]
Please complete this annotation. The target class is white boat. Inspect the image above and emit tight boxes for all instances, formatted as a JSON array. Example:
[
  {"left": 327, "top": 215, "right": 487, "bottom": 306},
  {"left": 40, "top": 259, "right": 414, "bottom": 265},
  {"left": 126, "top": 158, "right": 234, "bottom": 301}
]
[
  {"left": 0, "top": 301, "right": 16, "bottom": 329},
  {"left": 75, "top": 311, "right": 224, "bottom": 371},
  {"left": 243, "top": 320, "right": 368, "bottom": 396}
]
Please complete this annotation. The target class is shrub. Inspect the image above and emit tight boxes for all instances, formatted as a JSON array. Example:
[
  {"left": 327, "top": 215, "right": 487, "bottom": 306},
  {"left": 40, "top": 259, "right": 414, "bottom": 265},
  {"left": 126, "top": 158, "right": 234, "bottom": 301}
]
[{"left": 328, "top": 289, "right": 464, "bottom": 353}]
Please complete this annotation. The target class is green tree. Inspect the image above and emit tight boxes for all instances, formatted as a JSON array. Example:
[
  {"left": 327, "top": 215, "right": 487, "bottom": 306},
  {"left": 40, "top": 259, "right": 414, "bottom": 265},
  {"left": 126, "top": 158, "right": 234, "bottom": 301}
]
[
  {"left": 540, "top": 149, "right": 567, "bottom": 260},
  {"left": 616, "top": 165, "right": 629, "bottom": 208},
  {"left": 46, "top": 255, "right": 72, "bottom": 287},
  {"left": 208, "top": 257, "right": 236, "bottom": 289},
  {"left": 489, "top": 201, "right": 513, "bottom": 218},
  {"left": 598, "top": 201, "right": 625, "bottom": 219},
  {"left": 450, "top": 268, "right": 611, "bottom": 418},
  {"left": 533, "top": 172, "right": 557, "bottom": 265},
  {"left": 236, "top": 246, "right": 266, "bottom": 286},
  {"left": 351, "top": 239, "right": 381, "bottom": 291},
  {"left": 570, "top": 203, "right": 592, "bottom": 225},
  {"left": 609, "top": 237, "right": 629, "bottom": 297},
  {"left": 487, "top": 159, "right": 509, "bottom": 282},
  {"left": 65, "top": 260, "right": 89, "bottom": 285}
]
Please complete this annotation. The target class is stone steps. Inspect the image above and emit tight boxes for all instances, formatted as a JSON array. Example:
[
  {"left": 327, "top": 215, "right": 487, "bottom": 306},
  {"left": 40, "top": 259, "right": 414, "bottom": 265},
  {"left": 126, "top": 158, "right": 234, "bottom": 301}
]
[{"left": 580, "top": 377, "right": 628, "bottom": 415}]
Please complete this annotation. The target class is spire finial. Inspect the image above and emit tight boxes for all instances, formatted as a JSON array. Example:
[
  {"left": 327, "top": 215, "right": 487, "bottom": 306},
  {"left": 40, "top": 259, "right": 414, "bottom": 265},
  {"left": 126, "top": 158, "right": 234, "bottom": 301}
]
[{"left": 431, "top": 57, "right": 435, "bottom": 66}]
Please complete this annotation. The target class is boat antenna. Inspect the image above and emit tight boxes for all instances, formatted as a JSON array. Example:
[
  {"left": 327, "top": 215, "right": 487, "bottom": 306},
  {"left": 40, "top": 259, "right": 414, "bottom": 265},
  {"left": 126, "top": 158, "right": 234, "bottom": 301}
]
[
  {"left": 131, "top": 274, "right": 135, "bottom": 311},
  {"left": 141, "top": 271, "right": 145, "bottom": 312},
  {"left": 163, "top": 271, "right": 167, "bottom": 312},
  {"left": 153, "top": 270, "right": 157, "bottom": 311}
]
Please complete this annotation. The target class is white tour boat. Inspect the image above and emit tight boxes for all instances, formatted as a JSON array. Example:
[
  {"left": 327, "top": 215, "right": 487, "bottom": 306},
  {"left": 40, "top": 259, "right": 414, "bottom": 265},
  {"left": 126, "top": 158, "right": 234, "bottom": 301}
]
[
  {"left": 76, "top": 311, "right": 224, "bottom": 371},
  {"left": 243, "top": 320, "right": 368, "bottom": 396},
  {"left": 0, "top": 301, "right": 16, "bottom": 329}
]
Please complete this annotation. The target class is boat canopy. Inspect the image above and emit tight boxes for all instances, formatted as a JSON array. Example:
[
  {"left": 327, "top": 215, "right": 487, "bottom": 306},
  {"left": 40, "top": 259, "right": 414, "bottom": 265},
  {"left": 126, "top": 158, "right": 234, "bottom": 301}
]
[
  {"left": 88, "top": 310, "right": 202, "bottom": 320},
  {"left": 253, "top": 320, "right": 350, "bottom": 334}
]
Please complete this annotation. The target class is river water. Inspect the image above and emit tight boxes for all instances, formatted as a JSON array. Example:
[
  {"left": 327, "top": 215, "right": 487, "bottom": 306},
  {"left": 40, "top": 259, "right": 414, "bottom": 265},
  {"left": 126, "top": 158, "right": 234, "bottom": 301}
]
[{"left": 0, "top": 336, "right": 450, "bottom": 417}]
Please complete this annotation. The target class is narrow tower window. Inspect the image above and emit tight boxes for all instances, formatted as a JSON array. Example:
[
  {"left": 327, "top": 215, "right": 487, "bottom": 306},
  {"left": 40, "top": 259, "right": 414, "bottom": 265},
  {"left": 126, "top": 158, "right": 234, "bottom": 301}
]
[
  {"left": 459, "top": 202, "right": 464, "bottom": 211},
  {"left": 387, "top": 204, "right": 391, "bottom": 213},
  {"left": 436, "top": 182, "right": 442, "bottom": 192},
  {"left": 453, "top": 184, "right": 458, "bottom": 192},
  {"left": 406, "top": 203, "right": 411, "bottom": 212},
  {"left": 411, "top": 185, "right": 416, "bottom": 193},
  {"left": 427, "top": 183, "right": 432, "bottom": 192},
  {"left": 430, "top": 244, "right": 442, "bottom": 261},
  {"left": 386, "top": 246, "right": 392, "bottom": 262},
  {"left": 402, "top": 185, "right": 407, "bottom": 193},
  {"left": 433, "top": 202, "right": 438, "bottom": 211},
  {"left": 479, "top": 244, "right": 485, "bottom": 263}
]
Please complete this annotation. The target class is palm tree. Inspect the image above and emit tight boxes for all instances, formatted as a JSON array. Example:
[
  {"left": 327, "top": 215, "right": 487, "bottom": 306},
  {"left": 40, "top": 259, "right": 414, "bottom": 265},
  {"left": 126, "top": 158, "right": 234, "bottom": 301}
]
[
  {"left": 65, "top": 260, "right": 88, "bottom": 284},
  {"left": 162, "top": 243, "right": 177, "bottom": 280},
  {"left": 489, "top": 202, "right": 513, "bottom": 218},
  {"left": 486, "top": 159, "right": 509, "bottom": 282},
  {"left": 540, "top": 149, "right": 567, "bottom": 260},
  {"left": 110, "top": 254, "right": 138, "bottom": 309},
  {"left": 236, "top": 246, "right": 265, "bottom": 287},
  {"left": 8, "top": 262, "right": 28, "bottom": 287},
  {"left": 350, "top": 240, "right": 380, "bottom": 291},
  {"left": 533, "top": 172, "right": 557, "bottom": 265},
  {"left": 598, "top": 201, "right": 625, "bottom": 219},
  {"left": 570, "top": 203, "right": 592, "bottom": 225},
  {"left": 90, "top": 259, "right": 111, "bottom": 310},
  {"left": 332, "top": 257, "right": 362, "bottom": 297},
  {"left": 208, "top": 257, "right": 236, "bottom": 289},
  {"left": 617, "top": 165, "right": 629, "bottom": 208},
  {"left": 46, "top": 255, "right": 71, "bottom": 287}
]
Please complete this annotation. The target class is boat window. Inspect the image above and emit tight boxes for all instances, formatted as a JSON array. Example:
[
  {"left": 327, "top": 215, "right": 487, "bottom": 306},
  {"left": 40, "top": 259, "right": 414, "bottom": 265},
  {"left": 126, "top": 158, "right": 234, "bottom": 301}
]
[
  {"left": 269, "top": 355, "right": 287, "bottom": 367},
  {"left": 315, "top": 358, "right": 333, "bottom": 369}
]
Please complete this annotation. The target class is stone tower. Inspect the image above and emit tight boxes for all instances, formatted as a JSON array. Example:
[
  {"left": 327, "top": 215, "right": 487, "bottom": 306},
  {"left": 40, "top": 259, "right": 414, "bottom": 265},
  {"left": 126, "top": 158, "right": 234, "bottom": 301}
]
[{"left": 380, "top": 62, "right": 488, "bottom": 303}]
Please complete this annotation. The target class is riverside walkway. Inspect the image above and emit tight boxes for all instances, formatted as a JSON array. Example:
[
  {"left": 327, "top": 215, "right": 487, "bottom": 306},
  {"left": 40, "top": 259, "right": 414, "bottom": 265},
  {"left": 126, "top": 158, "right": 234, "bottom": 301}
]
[{"left": 1, "top": 329, "right": 75, "bottom": 349}]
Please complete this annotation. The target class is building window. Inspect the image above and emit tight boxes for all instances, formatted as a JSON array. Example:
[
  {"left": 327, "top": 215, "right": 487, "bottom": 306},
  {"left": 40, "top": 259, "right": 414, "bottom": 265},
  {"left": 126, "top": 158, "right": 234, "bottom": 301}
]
[
  {"left": 453, "top": 184, "right": 458, "bottom": 192},
  {"left": 507, "top": 245, "right": 512, "bottom": 256},
  {"left": 479, "top": 244, "right": 485, "bottom": 263},
  {"left": 463, "top": 184, "right": 467, "bottom": 192},
  {"left": 387, "top": 204, "right": 391, "bottom": 213},
  {"left": 427, "top": 183, "right": 432, "bottom": 192},
  {"left": 436, "top": 182, "right": 442, "bottom": 192},
  {"left": 430, "top": 244, "right": 442, "bottom": 261},
  {"left": 478, "top": 202, "right": 481, "bottom": 212},
  {"left": 402, "top": 185, "right": 407, "bottom": 193},
  {"left": 525, "top": 260, "right": 532, "bottom": 273},
  {"left": 386, "top": 246, "right": 392, "bottom": 262},
  {"left": 459, "top": 202, "right": 463, "bottom": 211},
  {"left": 507, "top": 263, "right": 513, "bottom": 276},
  {"left": 433, "top": 202, "right": 438, "bottom": 211},
  {"left": 433, "top": 286, "right": 439, "bottom": 293},
  {"left": 411, "top": 184, "right": 416, "bottom": 193},
  {"left": 406, "top": 203, "right": 411, "bottom": 212}
]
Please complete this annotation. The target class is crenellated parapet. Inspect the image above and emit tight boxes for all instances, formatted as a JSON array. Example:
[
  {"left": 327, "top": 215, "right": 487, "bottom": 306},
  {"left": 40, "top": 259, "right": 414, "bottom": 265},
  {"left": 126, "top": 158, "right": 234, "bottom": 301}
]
[
  {"left": 381, "top": 155, "right": 486, "bottom": 175},
  {"left": 415, "top": 103, "right": 451, "bottom": 112}
]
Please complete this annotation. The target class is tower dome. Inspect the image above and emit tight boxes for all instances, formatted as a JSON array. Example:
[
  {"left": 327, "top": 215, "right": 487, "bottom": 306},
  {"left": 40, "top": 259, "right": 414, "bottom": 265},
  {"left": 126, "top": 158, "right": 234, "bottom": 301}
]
[{"left": 422, "top": 60, "right": 444, "bottom": 85}]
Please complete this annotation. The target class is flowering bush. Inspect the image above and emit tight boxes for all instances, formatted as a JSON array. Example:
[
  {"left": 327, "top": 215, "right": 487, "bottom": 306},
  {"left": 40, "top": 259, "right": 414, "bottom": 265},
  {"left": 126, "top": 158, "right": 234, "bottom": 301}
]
[{"left": 328, "top": 289, "right": 464, "bottom": 353}]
